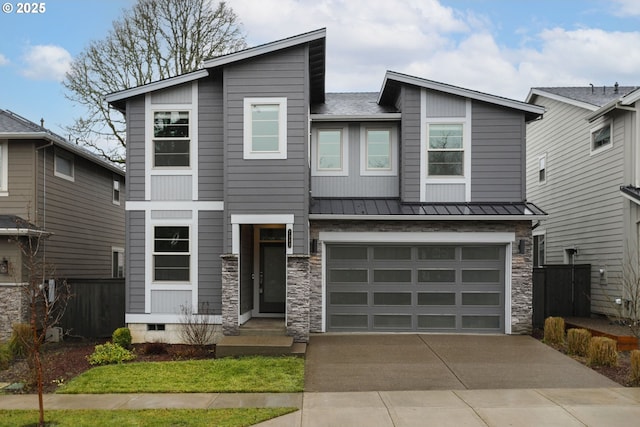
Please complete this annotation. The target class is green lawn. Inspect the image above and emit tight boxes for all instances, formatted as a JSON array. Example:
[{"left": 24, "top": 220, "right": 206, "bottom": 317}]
[
  {"left": 58, "top": 356, "right": 305, "bottom": 394},
  {"left": 0, "top": 408, "right": 298, "bottom": 427}
]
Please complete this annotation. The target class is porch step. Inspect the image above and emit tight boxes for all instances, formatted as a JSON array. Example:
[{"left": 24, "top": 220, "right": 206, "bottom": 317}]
[
  {"left": 239, "top": 318, "right": 287, "bottom": 336},
  {"left": 216, "top": 335, "right": 297, "bottom": 357}
]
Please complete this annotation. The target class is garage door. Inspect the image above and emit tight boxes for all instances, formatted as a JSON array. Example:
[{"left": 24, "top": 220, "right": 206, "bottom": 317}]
[{"left": 326, "top": 244, "right": 506, "bottom": 333}]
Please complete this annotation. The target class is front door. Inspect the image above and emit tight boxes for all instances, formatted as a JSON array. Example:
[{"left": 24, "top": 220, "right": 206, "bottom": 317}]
[{"left": 259, "top": 242, "right": 286, "bottom": 313}]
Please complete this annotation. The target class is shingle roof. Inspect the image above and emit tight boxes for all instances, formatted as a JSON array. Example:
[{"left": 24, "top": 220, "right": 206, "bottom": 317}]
[
  {"left": 621, "top": 186, "right": 640, "bottom": 204},
  {"left": 309, "top": 198, "right": 546, "bottom": 218},
  {"left": 311, "top": 93, "right": 399, "bottom": 116},
  {"left": 0, "top": 215, "right": 45, "bottom": 235},
  {"left": 532, "top": 86, "right": 639, "bottom": 108}
]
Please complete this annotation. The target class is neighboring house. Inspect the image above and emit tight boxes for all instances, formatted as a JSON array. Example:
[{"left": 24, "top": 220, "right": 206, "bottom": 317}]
[
  {"left": 0, "top": 109, "right": 126, "bottom": 340},
  {"left": 526, "top": 84, "right": 640, "bottom": 317},
  {"left": 106, "top": 29, "right": 545, "bottom": 344}
]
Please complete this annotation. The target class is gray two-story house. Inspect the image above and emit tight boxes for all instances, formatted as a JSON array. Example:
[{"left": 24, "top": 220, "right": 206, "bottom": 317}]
[
  {"left": 0, "top": 109, "right": 126, "bottom": 340},
  {"left": 526, "top": 85, "right": 640, "bottom": 318},
  {"left": 107, "top": 29, "right": 545, "bottom": 344}
]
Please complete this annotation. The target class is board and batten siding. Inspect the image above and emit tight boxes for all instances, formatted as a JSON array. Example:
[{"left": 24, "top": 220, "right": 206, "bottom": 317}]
[
  {"left": 400, "top": 86, "right": 422, "bottom": 202},
  {"left": 198, "top": 210, "right": 223, "bottom": 314},
  {"left": 223, "top": 46, "right": 309, "bottom": 254},
  {"left": 198, "top": 75, "right": 224, "bottom": 201},
  {"left": 126, "top": 96, "right": 146, "bottom": 201},
  {"left": 526, "top": 96, "right": 625, "bottom": 315},
  {"left": 126, "top": 210, "right": 145, "bottom": 313},
  {"left": 311, "top": 123, "right": 399, "bottom": 197},
  {"left": 3, "top": 141, "right": 36, "bottom": 219},
  {"left": 471, "top": 102, "right": 526, "bottom": 202}
]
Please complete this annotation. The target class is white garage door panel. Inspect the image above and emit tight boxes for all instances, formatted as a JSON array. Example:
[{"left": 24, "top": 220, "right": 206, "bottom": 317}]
[{"left": 326, "top": 244, "right": 506, "bottom": 333}]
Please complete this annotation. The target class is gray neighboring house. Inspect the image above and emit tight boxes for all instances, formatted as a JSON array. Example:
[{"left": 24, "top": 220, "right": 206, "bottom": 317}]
[
  {"left": 526, "top": 85, "right": 640, "bottom": 317},
  {"left": 107, "top": 29, "right": 545, "bottom": 344},
  {"left": 0, "top": 109, "right": 126, "bottom": 340}
]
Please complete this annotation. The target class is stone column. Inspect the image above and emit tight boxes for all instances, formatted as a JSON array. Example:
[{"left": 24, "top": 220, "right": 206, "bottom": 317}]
[
  {"left": 286, "top": 255, "right": 310, "bottom": 342},
  {"left": 0, "top": 284, "right": 29, "bottom": 341},
  {"left": 220, "top": 254, "right": 239, "bottom": 336},
  {"left": 511, "top": 221, "right": 533, "bottom": 334}
]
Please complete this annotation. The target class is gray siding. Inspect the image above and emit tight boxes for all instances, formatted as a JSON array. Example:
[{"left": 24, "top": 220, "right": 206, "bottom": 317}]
[
  {"left": 425, "top": 90, "right": 466, "bottom": 117},
  {"left": 471, "top": 102, "right": 526, "bottom": 202},
  {"left": 311, "top": 123, "right": 399, "bottom": 197},
  {"left": 198, "top": 76, "right": 224, "bottom": 201},
  {"left": 126, "top": 96, "right": 146, "bottom": 201},
  {"left": 3, "top": 141, "right": 36, "bottom": 219},
  {"left": 126, "top": 210, "right": 145, "bottom": 313},
  {"left": 224, "top": 46, "right": 309, "bottom": 253},
  {"left": 526, "top": 96, "right": 626, "bottom": 315},
  {"left": 198, "top": 210, "right": 223, "bottom": 314},
  {"left": 400, "top": 86, "right": 422, "bottom": 202}
]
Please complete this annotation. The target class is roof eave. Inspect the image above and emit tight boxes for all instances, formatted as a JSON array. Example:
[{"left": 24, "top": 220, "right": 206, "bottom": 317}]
[
  {"left": 526, "top": 88, "right": 600, "bottom": 111},
  {"left": 310, "top": 113, "right": 402, "bottom": 122}
]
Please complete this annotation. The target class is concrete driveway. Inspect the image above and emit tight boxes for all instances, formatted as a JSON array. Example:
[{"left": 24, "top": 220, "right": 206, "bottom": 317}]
[{"left": 304, "top": 334, "right": 620, "bottom": 392}]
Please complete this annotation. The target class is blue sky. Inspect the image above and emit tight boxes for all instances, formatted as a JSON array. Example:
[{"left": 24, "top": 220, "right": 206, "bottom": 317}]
[{"left": 1, "top": 0, "right": 639, "bottom": 140}]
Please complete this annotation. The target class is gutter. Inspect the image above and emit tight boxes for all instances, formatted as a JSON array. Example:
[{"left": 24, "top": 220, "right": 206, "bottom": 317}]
[{"left": 308, "top": 214, "right": 547, "bottom": 221}]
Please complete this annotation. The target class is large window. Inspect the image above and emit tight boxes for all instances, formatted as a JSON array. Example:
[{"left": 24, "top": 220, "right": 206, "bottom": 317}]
[
  {"left": 427, "top": 123, "right": 464, "bottom": 176},
  {"left": 360, "top": 126, "right": 397, "bottom": 176},
  {"left": 153, "top": 111, "right": 190, "bottom": 167},
  {"left": 591, "top": 121, "right": 611, "bottom": 152},
  {"left": 54, "top": 150, "right": 75, "bottom": 181},
  {"left": 313, "top": 126, "right": 348, "bottom": 176},
  {"left": 243, "top": 98, "right": 287, "bottom": 159},
  {"left": 153, "top": 226, "right": 190, "bottom": 282}
]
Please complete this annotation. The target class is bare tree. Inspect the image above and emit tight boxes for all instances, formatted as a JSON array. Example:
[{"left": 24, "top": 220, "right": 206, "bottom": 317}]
[
  {"left": 11, "top": 218, "right": 71, "bottom": 427},
  {"left": 63, "top": 0, "right": 246, "bottom": 164}
]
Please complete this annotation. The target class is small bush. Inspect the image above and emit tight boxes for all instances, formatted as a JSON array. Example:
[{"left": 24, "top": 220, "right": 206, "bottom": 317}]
[
  {"left": 543, "top": 317, "right": 565, "bottom": 345},
  {"left": 588, "top": 336, "right": 618, "bottom": 367},
  {"left": 87, "top": 342, "right": 136, "bottom": 366},
  {"left": 630, "top": 350, "right": 640, "bottom": 384},
  {"left": 112, "top": 327, "right": 132, "bottom": 349},
  {"left": 0, "top": 342, "right": 13, "bottom": 370},
  {"left": 143, "top": 341, "right": 168, "bottom": 355},
  {"left": 8, "top": 323, "right": 31, "bottom": 358},
  {"left": 567, "top": 328, "right": 591, "bottom": 356}
]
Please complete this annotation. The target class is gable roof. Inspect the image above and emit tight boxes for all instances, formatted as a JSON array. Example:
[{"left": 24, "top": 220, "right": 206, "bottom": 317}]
[
  {"left": 380, "top": 71, "right": 545, "bottom": 122},
  {"left": 0, "top": 109, "right": 125, "bottom": 176},
  {"left": 526, "top": 85, "right": 639, "bottom": 110},
  {"left": 106, "top": 28, "right": 327, "bottom": 109}
]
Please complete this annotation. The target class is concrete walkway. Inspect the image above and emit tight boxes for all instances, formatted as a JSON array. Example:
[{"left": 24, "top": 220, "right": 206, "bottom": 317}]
[{"left": 2, "top": 388, "right": 640, "bottom": 426}]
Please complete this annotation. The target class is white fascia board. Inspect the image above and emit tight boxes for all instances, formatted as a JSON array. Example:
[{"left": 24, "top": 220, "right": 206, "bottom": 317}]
[
  {"left": 105, "top": 70, "right": 209, "bottom": 104},
  {"left": 309, "top": 214, "right": 547, "bottom": 221},
  {"left": 203, "top": 28, "right": 326, "bottom": 69},
  {"left": 0, "top": 228, "right": 50, "bottom": 236},
  {"left": 382, "top": 71, "right": 545, "bottom": 117},
  {"left": 621, "top": 191, "right": 640, "bottom": 206},
  {"left": 526, "top": 88, "right": 599, "bottom": 111},
  {"left": 319, "top": 231, "right": 516, "bottom": 244},
  {"left": 126, "top": 201, "right": 224, "bottom": 211},
  {"left": 621, "top": 87, "right": 640, "bottom": 105},
  {"left": 310, "top": 114, "right": 402, "bottom": 122}
]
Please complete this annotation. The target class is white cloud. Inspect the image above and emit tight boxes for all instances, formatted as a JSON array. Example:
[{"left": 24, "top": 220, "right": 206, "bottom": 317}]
[
  {"left": 21, "top": 45, "right": 72, "bottom": 81},
  {"left": 0, "top": 53, "right": 8, "bottom": 66},
  {"left": 610, "top": 0, "right": 640, "bottom": 16}
]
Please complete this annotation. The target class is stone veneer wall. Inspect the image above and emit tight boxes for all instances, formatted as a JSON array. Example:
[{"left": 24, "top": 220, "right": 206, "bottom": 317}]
[
  {"left": 309, "top": 220, "right": 533, "bottom": 335},
  {"left": 220, "top": 254, "right": 239, "bottom": 336},
  {"left": 0, "top": 284, "right": 29, "bottom": 341},
  {"left": 286, "top": 255, "right": 310, "bottom": 342}
]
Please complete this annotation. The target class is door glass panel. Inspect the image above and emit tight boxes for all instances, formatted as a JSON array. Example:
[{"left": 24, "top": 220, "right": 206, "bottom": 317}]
[
  {"left": 418, "top": 292, "right": 455, "bottom": 305},
  {"left": 373, "top": 292, "right": 411, "bottom": 305},
  {"left": 373, "top": 315, "right": 411, "bottom": 328},
  {"left": 330, "top": 269, "right": 368, "bottom": 283},
  {"left": 462, "top": 293, "right": 500, "bottom": 306},
  {"left": 373, "top": 269, "right": 411, "bottom": 283},
  {"left": 260, "top": 228, "right": 285, "bottom": 241},
  {"left": 462, "top": 316, "right": 500, "bottom": 329},
  {"left": 331, "top": 314, "right": 368, "bottom": 328},
  {"left": 262, "top": 245, "right": 286, "bottom": 307},
  {"left": 330, "top": 292, "right": 368, "bottom": 305},
  {"left": 373, "top": 246, "right": 411, "bottom": 260},
  {"left": 418, "top": 269, "right": 455, "bottom": 283},
  {"left": 418, "top": 315, "right": 456, "bottom": 329},
  {"left": 462, "top": 246, "right": 500, "bottom": 260},
  {"left": 462, "top": 270, "right": 500, "bottom": 283},
  {"left": 329, "top": 246, "right": 368, "bottom": 260},
  {"left": 417, "top": 246, "right": 455, "bottom": 260}
]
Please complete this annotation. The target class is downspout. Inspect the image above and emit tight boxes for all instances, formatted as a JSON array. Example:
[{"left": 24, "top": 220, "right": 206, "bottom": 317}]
[{"left": 35, "top": 141, "right": 53, "bottom": 271}]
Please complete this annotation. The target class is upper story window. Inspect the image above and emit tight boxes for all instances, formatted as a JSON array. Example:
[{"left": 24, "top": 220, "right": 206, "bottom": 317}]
[
  {"left": 312, "top": 125, "right": 348, "bottom": 176},
  {"left": 538, "top": 154, "right": 547, "bottom": 183},
  {"left": 591, "top": 121, "right": 611, "bottom": 153},
  {"left": 153, "top": 226, "right": 190, "bottom": 282},
  {"left": 427, "top": 123, "right": 463, "bottom": 176},
  {"left": 113, "top": 178, "right": 121, "bottom": 205},
  {"left": 153, "top": 111, "right": 190, "bottom": 167},
  {"left": 360, "top": 125, "right": 397, "bottom": 176},
  {"left": 0, "top": 141, "right": 7, "bottom": 195},
  {"left": 54, "top": 149, "right": 75, "bottom": 181},
  {"left": 243, "top": 98, "right": 287, "bottom": 159}
]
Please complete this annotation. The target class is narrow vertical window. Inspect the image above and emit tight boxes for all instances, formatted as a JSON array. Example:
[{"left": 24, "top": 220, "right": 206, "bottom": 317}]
[
  {"left": 366, "top": 129, "right": 391, "bottom": 171},
  {"left": 0, "top": 141, "right": 7, "bottom": 194},
  {"left": 533, "top": 234, "right": 545, "bottom": 267},
  {"left": 538, "top": 154, "right": 546, "bottom": 183},
  {"left": 113, "top": 178, "right": 121, "bottom": 205},
  {"left": 112, "top": 248, "right": 125, "bottom": 278}
]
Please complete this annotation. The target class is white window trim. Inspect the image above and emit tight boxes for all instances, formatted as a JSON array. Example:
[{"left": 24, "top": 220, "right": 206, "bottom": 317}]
[
  {"left": 151, "top": 110, "right": 192, "bottom": 169},
  {"left": 113, "top": 177, "right": 121, "bottom": 205},
  {"left": 0, "top": 140, "right": 8, "bottom": 196},
  {"left": 54, "top": 149, "right": 75, "bottom": 182},
  {"left": 231, "top": 214, "right": 294, "bottom": 255},
  {"left": 312, "top": 124, "right": 349, "bottom": 176},
  {"left": 590, "top": 120, "right": 613, "bottom": 155},
  {"left": 359, "top": 124, "right": 398, "bottom": 176},
  {"left": 243, "top": 97, "right": 287, "bottom": 160},
  {"left": 532, "top": 230, "right": 546, "bottom": 267},
  {"left": 420, "top": 93, "right": 472, "bottom": 201},
  {"left": 112, "top": 246, "right": 125, "bottom": 278},
  {"left": 538, "top": 153, "right": 547, "bottom": 184}
]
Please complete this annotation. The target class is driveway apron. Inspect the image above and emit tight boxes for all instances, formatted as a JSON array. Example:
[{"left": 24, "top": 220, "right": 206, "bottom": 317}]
[{"left": 304, "top": 334, "right": 620, "bottom": 392}]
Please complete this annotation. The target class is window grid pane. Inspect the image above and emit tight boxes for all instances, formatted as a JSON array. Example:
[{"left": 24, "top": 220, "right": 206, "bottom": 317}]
[
  {"left": 318, "top": 130, "right": 342, "bottom": 170},
  {"left": 252, "top": 104, "right": 280, "bottom": 152},
  {"left": 367, "top": 129, "right": 391, "bottom": 170},
  {"left": 154, "top": 111, "right": 189, "bottom": 138},
  {"left": 428, "top": 124, "right": 464, "bottom": 176}
]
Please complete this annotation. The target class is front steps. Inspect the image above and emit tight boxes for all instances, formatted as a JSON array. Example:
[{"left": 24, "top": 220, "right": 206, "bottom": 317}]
[{"left": 216, "top": 318, "right": 307, "bottom": 357}]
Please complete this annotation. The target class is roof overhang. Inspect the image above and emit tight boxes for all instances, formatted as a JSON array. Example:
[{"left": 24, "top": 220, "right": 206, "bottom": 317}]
[
  {"left": 525, "top": 88, "right": 599, "bottom": 111},
  {"left": 309, "top": 214, "right": 547, "bottom": 221},
  {"left": 310, "top": 113, "right": 402, "bottom": 122},
  {"left": 586, "top": 89, "right": 640, "bottom": 122},
  {"left": 621, "top": 185, "right": 640, "bottom": 205},
  {"left": 0, "top": 228, "right": 50, "bottom": 236}
]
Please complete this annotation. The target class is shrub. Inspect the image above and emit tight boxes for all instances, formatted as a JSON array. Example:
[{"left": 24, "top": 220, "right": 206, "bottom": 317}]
[
  {"left": 631, "top": 350, "right": 640, "bottom": 384},
  {"left": 543, "top": 317, "right": 565, "bottom": 345},
  {"left": 143, "top": 341, "right": 168, "bottom": 355},
  {"left": 87, "top": 342, "right": 136, "bottom": 366},
  {"left": 112, "top": 327, "right": 132, "bottom": 349},
  {"left": 588, "top": 336, "right": 618, "bottom": 367},
  {"left": 567, "top": 328, "right": 591, "bottom": 356},
  {"left": 8, "top": 323, "right": 31, "bottom": 358},
  {"left": 0, "top": 342, "right": 13, "bottom": 370}
]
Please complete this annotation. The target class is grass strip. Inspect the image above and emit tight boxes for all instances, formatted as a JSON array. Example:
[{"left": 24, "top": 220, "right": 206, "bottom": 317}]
[
  {"left": 0, "top": 408, "right": 297, "bottom": 427},
  {"left": 58, "top": 356, "right": 304, "bottom": 394}
]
